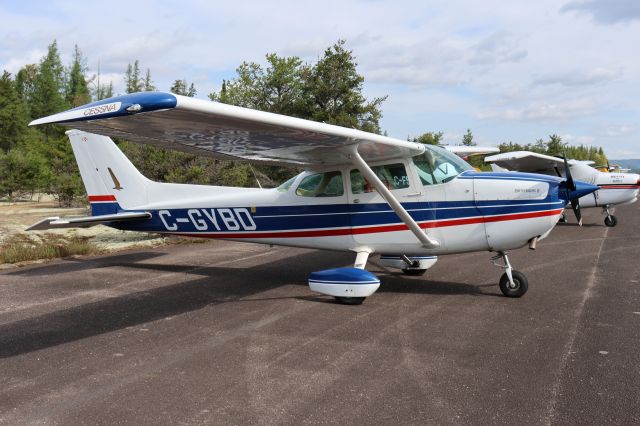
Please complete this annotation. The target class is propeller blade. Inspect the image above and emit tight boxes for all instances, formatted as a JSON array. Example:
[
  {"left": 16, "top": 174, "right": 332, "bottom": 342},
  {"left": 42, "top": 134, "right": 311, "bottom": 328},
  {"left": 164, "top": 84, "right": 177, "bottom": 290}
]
[
  {"left": 570, "top": 198, "right": 582, "bottom": 227},
  {"left": 563, "top": 155, "right": 576, "bottom": 191},
  {"left": 562, "top": 153, "right": 582, "bottom": 225}
]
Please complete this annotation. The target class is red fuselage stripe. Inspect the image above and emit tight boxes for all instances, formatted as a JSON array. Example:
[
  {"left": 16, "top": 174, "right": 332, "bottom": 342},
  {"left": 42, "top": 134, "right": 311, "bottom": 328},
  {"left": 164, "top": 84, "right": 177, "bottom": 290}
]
[{"left": 598, "top": 185, "right": 640, "bottom": 189}]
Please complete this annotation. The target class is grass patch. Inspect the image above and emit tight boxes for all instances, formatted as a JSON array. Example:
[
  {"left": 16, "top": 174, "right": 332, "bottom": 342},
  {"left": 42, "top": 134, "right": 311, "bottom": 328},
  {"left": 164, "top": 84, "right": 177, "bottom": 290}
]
[{"left": 0, "top": 232, "right": 100, "bottom": 264}]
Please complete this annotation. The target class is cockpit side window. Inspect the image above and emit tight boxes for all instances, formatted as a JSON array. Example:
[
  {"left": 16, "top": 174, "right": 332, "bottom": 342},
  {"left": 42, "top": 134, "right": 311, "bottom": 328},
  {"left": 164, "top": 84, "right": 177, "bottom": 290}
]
[
  {"left": 350, "top": 163, "right": 410, "bottom": 194},
  {"left": 296, "top": 171, "right": 344, "bottom": 197},
  {"left": 413, "top": 145, "right": 472, "bottom": 185}
]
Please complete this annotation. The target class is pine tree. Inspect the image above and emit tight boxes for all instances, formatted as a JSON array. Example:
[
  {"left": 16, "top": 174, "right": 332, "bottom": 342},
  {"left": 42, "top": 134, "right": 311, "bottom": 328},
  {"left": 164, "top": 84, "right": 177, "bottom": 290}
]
[
  {"left": 143, "top": 68, "right": 155, "bottom": 91},
  {"left": 31, "top": 40, "right": 67, "bottom": 120},
  {"left": 0, "top": 71, "right": 31, "bottom": 152},
  {"left": 125, "top": 60, "right": 142, "bottom": 93},
  {"left": 462, "top": 129, "right": 475, "bottom": 146},
  {"left": 65, "top": 45, "right": 91, "bottom": 107},
  {"left": 170, "top": 79, "right": 197, "bottom": 97}
]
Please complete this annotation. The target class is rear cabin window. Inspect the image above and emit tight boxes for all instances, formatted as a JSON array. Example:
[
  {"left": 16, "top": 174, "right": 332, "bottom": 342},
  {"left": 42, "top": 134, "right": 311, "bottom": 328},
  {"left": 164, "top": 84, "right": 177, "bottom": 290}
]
[
  {"left": 350, "top": 163, "right": 410, "bottom": 194},
  {"left": 296, "top": 171, "right": 344, "bottom": 197}
]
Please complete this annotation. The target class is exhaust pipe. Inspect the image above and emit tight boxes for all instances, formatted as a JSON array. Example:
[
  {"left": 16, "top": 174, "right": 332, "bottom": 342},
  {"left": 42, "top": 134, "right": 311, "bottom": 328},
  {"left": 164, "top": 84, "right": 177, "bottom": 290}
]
[{"left": 528, "top": 236, "right": 539, "bottom": 250}]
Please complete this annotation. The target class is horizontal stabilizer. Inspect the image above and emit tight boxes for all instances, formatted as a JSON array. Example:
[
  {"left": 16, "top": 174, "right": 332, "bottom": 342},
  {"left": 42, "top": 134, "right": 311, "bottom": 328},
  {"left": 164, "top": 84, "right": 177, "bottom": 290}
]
[{"left": 26, "top": 211, "right": 151, "bottom": 231}]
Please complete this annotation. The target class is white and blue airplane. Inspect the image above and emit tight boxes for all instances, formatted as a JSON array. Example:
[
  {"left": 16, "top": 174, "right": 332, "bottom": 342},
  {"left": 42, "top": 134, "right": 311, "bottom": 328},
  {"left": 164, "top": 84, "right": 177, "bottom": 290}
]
[
  {"left": 485, "top": 151, "right": 640, "bottom": 227},
  {"left": 28, "top": 92, "right": 598, "bottom": 304}
]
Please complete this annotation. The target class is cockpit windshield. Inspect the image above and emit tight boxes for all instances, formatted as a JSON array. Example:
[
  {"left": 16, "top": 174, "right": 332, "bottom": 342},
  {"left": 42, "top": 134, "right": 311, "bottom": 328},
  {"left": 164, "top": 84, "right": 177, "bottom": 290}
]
[{"left": 413, "top": 145, "right": 473, "bottom": 185}]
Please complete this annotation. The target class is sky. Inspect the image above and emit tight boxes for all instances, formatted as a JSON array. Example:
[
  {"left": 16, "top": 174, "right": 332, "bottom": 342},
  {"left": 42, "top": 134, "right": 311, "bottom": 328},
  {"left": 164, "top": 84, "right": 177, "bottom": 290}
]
[{"left": 1, "top": 0, "right": 639, "bottom": 158}]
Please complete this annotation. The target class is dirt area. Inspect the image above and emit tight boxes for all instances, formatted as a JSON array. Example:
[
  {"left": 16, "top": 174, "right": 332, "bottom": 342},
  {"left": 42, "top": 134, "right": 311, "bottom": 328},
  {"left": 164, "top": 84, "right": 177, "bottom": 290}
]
[{"left": 0, "top": 199, "right": 191, "bottom": 269}]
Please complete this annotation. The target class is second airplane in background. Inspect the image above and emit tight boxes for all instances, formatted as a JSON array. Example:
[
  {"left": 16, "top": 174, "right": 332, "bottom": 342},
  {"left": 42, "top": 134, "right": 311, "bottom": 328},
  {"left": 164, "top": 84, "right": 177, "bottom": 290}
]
[{"left": 485, "top": 151, "right": 640, "bottom": 227}]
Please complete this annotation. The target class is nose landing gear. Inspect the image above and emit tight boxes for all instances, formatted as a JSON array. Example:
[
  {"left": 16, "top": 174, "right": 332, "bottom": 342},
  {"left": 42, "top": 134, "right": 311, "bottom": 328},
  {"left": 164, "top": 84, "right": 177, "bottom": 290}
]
[
  {"left": 491, "top": 251, "right": 528, "bottom": 297},
  {"left": 602, "top": 205, "right": 617, "bottom": 227}
]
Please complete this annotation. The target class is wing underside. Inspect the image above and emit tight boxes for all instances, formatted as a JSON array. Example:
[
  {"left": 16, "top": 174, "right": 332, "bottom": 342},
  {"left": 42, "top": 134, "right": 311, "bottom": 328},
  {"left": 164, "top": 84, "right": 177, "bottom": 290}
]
[
  {"left": 30, "top": 92, "right": 424, "bottom": 168},
  {"left": 484, "top": 151, "right": 566, "bottom": 175}
]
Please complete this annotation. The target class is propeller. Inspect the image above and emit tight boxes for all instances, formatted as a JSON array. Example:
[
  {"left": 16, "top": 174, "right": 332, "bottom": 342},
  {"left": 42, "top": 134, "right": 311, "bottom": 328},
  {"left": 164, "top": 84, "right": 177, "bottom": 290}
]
[{"left": 562, "top": 155, "right": 583, "bottom": 226}]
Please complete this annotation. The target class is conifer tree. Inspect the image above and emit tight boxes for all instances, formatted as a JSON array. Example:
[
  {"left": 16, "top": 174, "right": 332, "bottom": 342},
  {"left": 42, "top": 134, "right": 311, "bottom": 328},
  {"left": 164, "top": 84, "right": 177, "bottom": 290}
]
[
  {"left": 31, "top": 40, "right": 67, "bottom": 120},
  {"left": 65, "top": 45, "right": 91, "bottom": 107},
  {"left": 0, "top": 71, "right": 31, "bottom": 152}
]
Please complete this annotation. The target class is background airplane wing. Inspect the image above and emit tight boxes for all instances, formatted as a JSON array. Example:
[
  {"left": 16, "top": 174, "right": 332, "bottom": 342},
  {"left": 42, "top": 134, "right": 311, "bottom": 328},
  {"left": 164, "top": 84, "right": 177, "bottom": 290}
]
[
  {"left": 444, "top": 145, "right": 500, "bottom": 157},
  {"left": 484, "top": 151, "right": 566, "bottom": 175},
  {"left": 30, "top": 92, "right": 424, "bottom": 167}
]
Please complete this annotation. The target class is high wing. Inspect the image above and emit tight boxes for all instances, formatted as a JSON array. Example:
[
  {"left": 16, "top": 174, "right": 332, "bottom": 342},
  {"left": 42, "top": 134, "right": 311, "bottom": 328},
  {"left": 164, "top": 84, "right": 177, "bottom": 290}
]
[
  {"left": 444, "top": 145, "right": 500, "bottom": 157},
  {"left": 484, "top": 151, "right": 567, "bottom": 176},
  {"left": 29, "top": 92, "right": 424, "bottom": 168}
]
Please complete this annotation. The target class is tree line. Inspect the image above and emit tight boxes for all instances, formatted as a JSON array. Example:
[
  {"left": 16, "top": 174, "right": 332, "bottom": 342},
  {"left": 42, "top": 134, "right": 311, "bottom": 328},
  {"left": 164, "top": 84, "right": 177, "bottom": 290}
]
[{"left": 0, "top": 39, "right": 609, "bottom": 204}]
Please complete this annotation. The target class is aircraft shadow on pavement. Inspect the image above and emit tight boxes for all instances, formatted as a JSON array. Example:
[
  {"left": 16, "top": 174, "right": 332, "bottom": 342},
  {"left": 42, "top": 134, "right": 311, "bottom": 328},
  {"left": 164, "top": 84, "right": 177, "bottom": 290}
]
[
  {"left": 375, "top": 274, "right": 499, "bottom": 297},
  {"left": 0, "top": 249, "right": 499, "bottom": 358},
  {"left": 5, "top": 251, "right": 166, "bottom": 276},
  {"left": 0, "top": 250, "right": 342, "bottom": 358}
]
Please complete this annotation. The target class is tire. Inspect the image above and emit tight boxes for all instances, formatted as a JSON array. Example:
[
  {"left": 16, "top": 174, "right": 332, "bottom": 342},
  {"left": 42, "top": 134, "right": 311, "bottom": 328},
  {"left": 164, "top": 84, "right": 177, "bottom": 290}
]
[
  {"left": 499, "top": 270, "right": 528, "bottom": 298},
  {"left": 402, "top": 268, "right": 427, "bottom": 276},
  {"left": 335, "top": 296, "right": 366, "bottom": 305},
  {"left": 604, "top": 215, "right": 617, "bottom": 227}
]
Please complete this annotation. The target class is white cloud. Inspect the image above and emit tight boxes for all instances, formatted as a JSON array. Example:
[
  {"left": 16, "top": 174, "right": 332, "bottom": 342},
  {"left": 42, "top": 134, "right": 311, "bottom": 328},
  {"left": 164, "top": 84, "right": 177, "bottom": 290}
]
[
  {"left": 533, "top": 67, "right": 623, "bottom": 87},
  {"left": 602, "top": 125, "right": 634, "bottom": 137},
  {"left": 477, "top": 98, "right": 598, "bottom": 121},
  {"left": 561, "top": 0, "right": 640, "bottom": 24},
  {"left": 0, "top": 0, "right": 639, "bottom": 156}
]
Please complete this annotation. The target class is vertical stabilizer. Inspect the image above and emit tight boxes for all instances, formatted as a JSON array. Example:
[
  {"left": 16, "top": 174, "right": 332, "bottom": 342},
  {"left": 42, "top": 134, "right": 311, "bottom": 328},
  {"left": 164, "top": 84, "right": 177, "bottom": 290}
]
[{"left": 67, "top": 130, "right": 150, "bottom": 215}]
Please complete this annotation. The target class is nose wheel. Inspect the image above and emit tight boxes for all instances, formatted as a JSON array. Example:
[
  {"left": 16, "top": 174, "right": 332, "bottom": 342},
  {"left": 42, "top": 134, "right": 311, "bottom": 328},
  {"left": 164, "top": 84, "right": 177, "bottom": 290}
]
[
  {"left": 603, "top": 206, "right": 617, "bottom": 227},
  {"left": 491, "top": 251, "right": 528, "bottom": 298}
]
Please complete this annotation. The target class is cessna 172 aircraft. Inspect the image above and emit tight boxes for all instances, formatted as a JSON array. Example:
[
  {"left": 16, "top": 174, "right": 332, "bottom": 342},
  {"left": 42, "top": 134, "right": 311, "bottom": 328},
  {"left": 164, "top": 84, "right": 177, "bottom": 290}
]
[
  {"left": 485, "top": 151, "right": 640, "bottom": 227},
  {"left": 28, "top": 92, "right": 598, "bottom": 304}
]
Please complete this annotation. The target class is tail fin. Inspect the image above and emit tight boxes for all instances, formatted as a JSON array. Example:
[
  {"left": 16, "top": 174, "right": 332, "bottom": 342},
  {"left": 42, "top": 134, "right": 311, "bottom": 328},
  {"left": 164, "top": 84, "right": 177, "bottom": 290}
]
[{"left": 67, "top": 130, "right": 149, "bottom": 215}]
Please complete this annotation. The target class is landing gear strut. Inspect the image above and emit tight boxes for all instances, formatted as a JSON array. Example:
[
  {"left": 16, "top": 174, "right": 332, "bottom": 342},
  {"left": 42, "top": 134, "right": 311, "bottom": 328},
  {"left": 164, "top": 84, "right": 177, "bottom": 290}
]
[
  {"left": 602, "top": 205, "right": 617, "bottom": 227},
  {"left": 400, "top": 254, "right": 427, "bottom": 276},
  {"left": 491, "top": 251, "right": 528, "bottom": 298}
]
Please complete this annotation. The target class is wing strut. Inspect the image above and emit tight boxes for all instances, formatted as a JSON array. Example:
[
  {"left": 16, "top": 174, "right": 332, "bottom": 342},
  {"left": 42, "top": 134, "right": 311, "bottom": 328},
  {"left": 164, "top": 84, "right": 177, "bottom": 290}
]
[{"left": 349, "top": 145, "right": 440, "bottom": 249}]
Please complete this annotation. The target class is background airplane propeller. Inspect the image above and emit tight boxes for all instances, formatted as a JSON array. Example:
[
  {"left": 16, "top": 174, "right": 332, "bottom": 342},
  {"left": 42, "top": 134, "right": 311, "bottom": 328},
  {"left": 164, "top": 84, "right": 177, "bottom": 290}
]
[{"left": 561, "top": 155, "right": 583, "bottom": 226}]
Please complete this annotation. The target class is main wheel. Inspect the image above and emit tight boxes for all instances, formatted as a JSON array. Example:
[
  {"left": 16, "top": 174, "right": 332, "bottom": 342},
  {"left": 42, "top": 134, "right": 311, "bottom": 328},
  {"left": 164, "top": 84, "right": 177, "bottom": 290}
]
[
  {"left": 499, "top": 270, "right": 528, "bottom": 298},
  {"left": 402, "top": 268, "right": 427, "bottom": 276},
  {"left": 335, "top": 296, "right": 366, "bottom": 305},
  {"left": 604, "top": 215, "right": 617, "bottom": 227}
]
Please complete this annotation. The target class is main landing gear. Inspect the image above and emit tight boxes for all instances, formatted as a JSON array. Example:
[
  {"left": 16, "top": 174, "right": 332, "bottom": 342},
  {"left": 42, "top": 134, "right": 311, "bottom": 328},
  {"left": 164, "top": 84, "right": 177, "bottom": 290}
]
[
  {"left": 602, "top": 205, "right": 617, "bottom": 227},
  {"left": 491, "top": 251, "right": 528, "bottom": 298}
]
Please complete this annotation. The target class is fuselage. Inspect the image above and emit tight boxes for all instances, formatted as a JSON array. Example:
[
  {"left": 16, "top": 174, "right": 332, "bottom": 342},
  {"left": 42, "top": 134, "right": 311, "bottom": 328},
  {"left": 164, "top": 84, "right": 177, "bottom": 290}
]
[
  {"left": 568, "top": 163, "right": 639, "bottom": 208},
  {"left": 101, "top": 147, "right": 570, "bottom": 257}
]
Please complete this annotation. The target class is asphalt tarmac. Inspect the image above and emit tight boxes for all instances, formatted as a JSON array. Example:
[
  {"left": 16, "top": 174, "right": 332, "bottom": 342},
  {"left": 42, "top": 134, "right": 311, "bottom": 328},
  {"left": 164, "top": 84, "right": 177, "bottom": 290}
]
[{"left": 1, "top": 205, "right": 639, "bottom": 425}]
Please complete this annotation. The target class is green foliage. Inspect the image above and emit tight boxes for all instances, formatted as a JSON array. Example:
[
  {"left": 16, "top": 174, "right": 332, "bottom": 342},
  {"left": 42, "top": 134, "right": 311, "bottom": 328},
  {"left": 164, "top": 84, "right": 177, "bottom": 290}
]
[
  {"left": 0, "top": 141, "right": 50, "bottom": 199},
  {"left": 30, "top": 41, "right": 68, "bottom": 123},
  {"left": 462, "top": 129, "right": 475, "bottom": 146},
  {"left": 143, "top": 68, "right": 156, "bottom": 91},
  {"left": 170, "top": 79, "right": 197, "bottom": 96},
  {"left": 65, "top": 45, "right": 91, "bottom": 107},
  {"left": 498, "top": 134, "right": 608, "bottom": 165},
  {"left": 411, "top": 131, "right": 443, "bottom": 145},
  {"left": 125, "top": 60, "right": 143, "bottom": 93},
  {"left": 0, "top": 71, "right": 31, "bottom": 152}
]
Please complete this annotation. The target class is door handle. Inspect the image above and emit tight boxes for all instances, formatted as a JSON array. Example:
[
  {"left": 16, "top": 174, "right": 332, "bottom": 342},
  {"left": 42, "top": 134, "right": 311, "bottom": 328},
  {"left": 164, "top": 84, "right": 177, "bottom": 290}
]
[{"left": 403, "top": 192, "right": 422, "bottom": 197}]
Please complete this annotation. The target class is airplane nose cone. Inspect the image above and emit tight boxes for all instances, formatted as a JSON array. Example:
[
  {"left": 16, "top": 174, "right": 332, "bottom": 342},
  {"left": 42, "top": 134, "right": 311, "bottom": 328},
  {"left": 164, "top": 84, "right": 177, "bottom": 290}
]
[{"left": 559, "top": 180, "right": 599, "bottom": 202}]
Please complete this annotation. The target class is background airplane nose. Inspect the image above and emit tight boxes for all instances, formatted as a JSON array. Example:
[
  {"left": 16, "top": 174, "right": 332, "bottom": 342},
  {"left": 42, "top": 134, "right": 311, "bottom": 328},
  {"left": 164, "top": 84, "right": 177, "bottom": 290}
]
[{"left": 560, "top": 180, "right": 599, "bottom": 202}]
